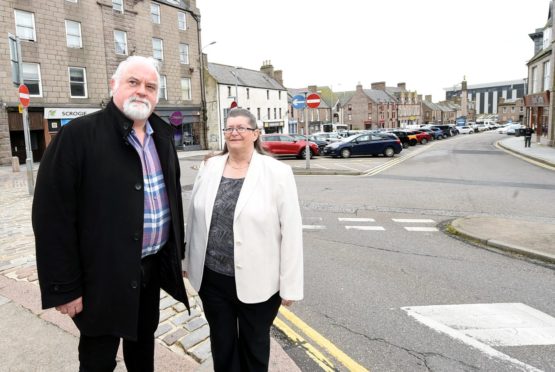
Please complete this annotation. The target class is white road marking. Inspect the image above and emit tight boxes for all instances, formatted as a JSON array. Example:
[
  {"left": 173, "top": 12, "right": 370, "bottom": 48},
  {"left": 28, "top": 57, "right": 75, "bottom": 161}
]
[
  {"left": 303, "top": 225, "right": 326, "bottom": 230},
  {"left": 332, "top": 163, "right": 361, "bottom": 171},
  {"left": 392, "top": 218, "right": 436, "bottom": 223},
  {"left": 345, "top": 226, "right": 385, "bottom": 231},
  {"left": 404, "top": 227, "right": 439, "bottom": 232},
  {"left": 338, "top": 218, "right": 376, "bottom": 222},
  {"left": 403, "top": 303, "right": 554, "bottom": 372}
]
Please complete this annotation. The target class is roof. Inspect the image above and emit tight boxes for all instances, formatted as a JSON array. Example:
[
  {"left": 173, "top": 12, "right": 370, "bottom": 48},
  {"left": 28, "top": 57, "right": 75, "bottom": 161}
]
[
  {"left": 422, "top": 101, "right": 443, "bottom": 111},
  {"left": 208, "top": 63, "right": 285, "bottom": 90},
  {"left": 363, "top": 89, "right": 397, "bottom": 103}
]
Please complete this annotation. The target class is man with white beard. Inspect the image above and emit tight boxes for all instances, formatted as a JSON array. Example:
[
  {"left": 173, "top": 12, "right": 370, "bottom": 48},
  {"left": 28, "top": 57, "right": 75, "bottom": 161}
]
[{"left": 32, "top": 56, "right": 189, "bottom": 371}]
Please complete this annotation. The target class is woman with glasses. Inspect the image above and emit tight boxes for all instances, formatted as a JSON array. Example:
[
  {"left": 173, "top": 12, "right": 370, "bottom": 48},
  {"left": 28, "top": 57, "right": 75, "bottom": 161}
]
[{"left": 184, "top": 108, "right": 303, "bottom": 372}]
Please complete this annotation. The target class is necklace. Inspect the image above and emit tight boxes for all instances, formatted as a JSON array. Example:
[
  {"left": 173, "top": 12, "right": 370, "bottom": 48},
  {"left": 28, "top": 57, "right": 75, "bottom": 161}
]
[{"left": 227, "top": 158, "right": 250, "bottom": 169}]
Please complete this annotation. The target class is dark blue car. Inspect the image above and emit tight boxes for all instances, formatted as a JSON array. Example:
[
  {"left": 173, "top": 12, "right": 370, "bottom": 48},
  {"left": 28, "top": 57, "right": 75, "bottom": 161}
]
[{"left": 323, "top": 133, "right": 402, "bottom": 158}]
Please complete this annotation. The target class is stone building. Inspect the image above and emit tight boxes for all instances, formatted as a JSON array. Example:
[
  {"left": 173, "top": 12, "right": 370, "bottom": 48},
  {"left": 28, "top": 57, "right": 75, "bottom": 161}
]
[
  {"left": 1, "top": 0, "right": 204, "bottom": 165},
  {"left": 343, "top": 83, "right": 397, "bottom": 130},
  {"left": 498, "top": 98, "right": 525, "bottom": 124}
]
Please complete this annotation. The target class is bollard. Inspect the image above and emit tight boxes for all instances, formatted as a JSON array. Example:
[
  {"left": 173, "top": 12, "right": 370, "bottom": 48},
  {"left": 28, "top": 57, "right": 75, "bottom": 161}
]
[{"left": 12, "top": 157, "right": 20, "bottom": 172}]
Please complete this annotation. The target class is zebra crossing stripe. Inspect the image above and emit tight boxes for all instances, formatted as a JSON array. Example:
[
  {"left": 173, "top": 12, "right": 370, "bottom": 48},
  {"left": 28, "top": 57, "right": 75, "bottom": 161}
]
[
  {"left": 338, "top": 218, "right": 375, "bottom": 222},
  {"left": 404, "top": 227, "right": 439, "bottom": 232},
  {"left": 303, "top": 225, "right": 326, "bottom": 230},
  {"left": 345, "top": 226, "right": 385, "bottom": 231},
  {"left": 392, "top": 219, "right": 435, "bottom": 223}
]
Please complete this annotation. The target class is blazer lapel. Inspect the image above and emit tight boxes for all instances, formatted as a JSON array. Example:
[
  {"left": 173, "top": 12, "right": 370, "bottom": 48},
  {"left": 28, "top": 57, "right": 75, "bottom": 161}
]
[{"left": 234, "top": 152, "right": 262, "bottom": 222}]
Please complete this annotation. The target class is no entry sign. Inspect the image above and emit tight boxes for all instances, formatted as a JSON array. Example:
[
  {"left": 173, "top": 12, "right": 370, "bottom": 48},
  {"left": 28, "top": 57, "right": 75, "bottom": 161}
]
[
  {"left": 19, "top": 84, "right": 30, "bottom": 107},
  {"left": 306, "top": 93, "right": 321, "bottom": 109}
]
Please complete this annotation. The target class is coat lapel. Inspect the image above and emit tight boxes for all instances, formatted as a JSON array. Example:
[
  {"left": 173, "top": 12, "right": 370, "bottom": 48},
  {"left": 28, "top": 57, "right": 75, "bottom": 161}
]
[{"left": 234, "top": 152, "right": 262, "bottom": 222}]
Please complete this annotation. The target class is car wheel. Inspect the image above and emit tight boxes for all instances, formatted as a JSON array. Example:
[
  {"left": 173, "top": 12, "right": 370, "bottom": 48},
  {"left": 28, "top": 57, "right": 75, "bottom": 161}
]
[
  {"left": 341, "top": 148, "right": 351, "bottom": 158},
  {"left": 409, "top": 139, "right": 417, "bottom": 146},
  {"left": 298, "top": 148, "right": 314, "bottom": 159},
  {"left": 402, "top": 142, "right": 409, "bottom": 149},
  {"left": 420, "top": 138, "right": 428, "bottom": 145},
  {"left": 383, "top": 147, "right": 395, "bottom": 157}
]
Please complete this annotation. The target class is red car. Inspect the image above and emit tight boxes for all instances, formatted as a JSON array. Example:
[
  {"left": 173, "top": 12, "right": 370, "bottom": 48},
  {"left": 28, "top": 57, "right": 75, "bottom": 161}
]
[
  {"left": 407, "top": 130, "right": 432, "bottom": 144},
  {"left": 260, "top": 134, "right": 319, "bottom": 158}
]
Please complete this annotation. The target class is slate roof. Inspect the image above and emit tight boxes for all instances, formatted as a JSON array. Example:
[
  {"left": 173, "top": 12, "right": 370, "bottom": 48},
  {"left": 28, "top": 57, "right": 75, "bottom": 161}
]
[
  {"left": 363, "top": 89, "right": 397, "bottom": 103},
  {"left": 208, "top": 63, "right": 285, "bottom": 90}
]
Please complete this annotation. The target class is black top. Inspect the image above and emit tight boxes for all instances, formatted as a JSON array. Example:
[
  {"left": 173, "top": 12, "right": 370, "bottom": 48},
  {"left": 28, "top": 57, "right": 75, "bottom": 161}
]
[{"left": 205, "top": 177, "right": 245, "bottom": 276}]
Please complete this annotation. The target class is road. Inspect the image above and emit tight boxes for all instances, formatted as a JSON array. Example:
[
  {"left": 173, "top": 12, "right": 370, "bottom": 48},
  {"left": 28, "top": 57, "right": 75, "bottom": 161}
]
[{"left": 180, "top": 132, "right": 555, "bottom": 371}]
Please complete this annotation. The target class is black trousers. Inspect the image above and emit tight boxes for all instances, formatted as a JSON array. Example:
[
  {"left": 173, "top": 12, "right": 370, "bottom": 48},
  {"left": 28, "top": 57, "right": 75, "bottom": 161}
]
[
  {"left": 525, "top": 136, "right": 532, "bottom": 147},
  {"left": 78, "top": 252, "right": 161, "bottom": 372},
  {"left": 199, "top": 267, "right": 282, "bottom": 372}
]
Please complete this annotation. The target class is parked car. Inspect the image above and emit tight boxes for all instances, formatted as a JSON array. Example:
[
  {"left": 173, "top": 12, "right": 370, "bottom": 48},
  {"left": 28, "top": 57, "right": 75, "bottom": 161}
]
[
  {"left": 311, "top": 132, "right": 343, "bottom": 143},
  {"left": 260, "top": 134, "right": 319, "bottom": 158},
  {"left": 506, "top": 123, "right": 524, "bottom": 135},
  {"left": 406, "top": 130, "right": 432, "bottom": 144},
  {"left": 457, "top": 126, "right": 474, "bottom": 134},
  {"left": 387, "top": 130, "right": 411, "bottom": 148},
  {"left": 289, "top": 133, "right": 328, "bottom": 153},
  {"left": 431, "top": 125, "right": 457, "bottom": 137},
  {"left": 323, "top": 133, "right": 402, "bottom": 158},
  {"left": 418, "top": 128, "right": 443, "bottom": 140}
]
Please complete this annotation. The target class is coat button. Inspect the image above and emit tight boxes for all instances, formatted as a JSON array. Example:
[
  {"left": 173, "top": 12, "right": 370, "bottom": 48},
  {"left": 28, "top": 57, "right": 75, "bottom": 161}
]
[
  {"left": 53, "top": 285, "right": 60, "bottom": 292},
  {"left": 130, "top": 281, "right": 138, "bottom": 289},
  {"left": 235, "top": 264, "right": 242, "bottom": 269},
  {"left": 134, "top": 183, "right": 142, "bottom": 191},
  {"left": 236, "top": 240, "right": 242, "bottom": 246},
  {"left": 133, "top": 232, "right": 141, "bottom": 241}
]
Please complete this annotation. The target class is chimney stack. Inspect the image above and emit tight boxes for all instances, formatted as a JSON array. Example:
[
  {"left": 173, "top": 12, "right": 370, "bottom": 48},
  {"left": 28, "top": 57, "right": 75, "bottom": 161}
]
[
  {"left": 397, "top": 82, "right": 406, "bottom": 90},
  {"left": 260, "top": 60, "right": 274, "bottom": 78},
  {"left": 371, "top": 81, "right": 386, "bottom": 91},
  {"left": 274, "top": 70, "right": 283, "bottom": 86}
]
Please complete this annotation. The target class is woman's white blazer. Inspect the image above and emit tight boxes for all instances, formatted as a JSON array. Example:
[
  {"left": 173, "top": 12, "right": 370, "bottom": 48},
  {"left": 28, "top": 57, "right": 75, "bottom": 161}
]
[{"left": 184, "top": 152, "right": 304, "bottom": 303}]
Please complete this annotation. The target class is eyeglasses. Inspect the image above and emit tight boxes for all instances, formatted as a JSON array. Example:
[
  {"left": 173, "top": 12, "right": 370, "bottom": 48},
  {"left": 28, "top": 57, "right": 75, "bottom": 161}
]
[{"left": 222, "top": 127, "right": 256, "bottom": 134}]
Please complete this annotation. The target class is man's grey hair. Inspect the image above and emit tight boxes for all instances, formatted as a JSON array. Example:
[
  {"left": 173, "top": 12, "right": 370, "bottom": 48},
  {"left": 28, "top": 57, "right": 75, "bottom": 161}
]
[{"left": 111, "top": 56, "right": 161, "bottom": 94}]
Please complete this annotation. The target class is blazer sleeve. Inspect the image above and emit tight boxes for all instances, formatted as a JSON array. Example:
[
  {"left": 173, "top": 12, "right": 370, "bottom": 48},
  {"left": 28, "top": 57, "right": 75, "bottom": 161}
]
[
  {"left": 32, "top": 126, "right": 83, "bottom": 309},
  {"left": 276, "top": 165, "right": 304, "bottom": 300}
]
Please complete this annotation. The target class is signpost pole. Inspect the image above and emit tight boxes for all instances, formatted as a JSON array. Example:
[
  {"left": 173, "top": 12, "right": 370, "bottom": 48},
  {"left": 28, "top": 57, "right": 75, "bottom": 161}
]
[
  {"left": 16, "top": 37, "right": 34, "bottom": 195},
  {"left": 304, "top": 92, "right": 310, "bottom": 169}
]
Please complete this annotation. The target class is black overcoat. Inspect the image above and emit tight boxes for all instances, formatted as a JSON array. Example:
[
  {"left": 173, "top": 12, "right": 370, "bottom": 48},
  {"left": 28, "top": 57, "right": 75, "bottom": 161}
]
[{"left": 32, "top": 100, "right": 189, "bottom": 340}]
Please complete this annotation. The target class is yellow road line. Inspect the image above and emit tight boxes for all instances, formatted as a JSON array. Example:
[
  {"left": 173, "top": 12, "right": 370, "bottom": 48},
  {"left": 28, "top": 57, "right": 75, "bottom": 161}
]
[
  {"left": 279, "top": 307, "right": 369, "bottom": 372},
  {"left": 273, "top": 317, "right": 337, "bottom": 372},
  {"left": 495, "top": 141, "right": 555, "bottom": 171}
]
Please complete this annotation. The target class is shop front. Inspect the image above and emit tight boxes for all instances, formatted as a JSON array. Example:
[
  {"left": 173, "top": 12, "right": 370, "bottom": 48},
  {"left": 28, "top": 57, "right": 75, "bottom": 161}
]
[
  {"left": 44, "top": 107, "right": 101, "bottom": 141},
  {"left": 262, "top": 120, "right": 284, "bottom": 134},
  {"left": 156, "top": 107, "right": 202, "bottom": 150},
  {"left": 524, "top": 91, "right": 550, "bottom": 144}
]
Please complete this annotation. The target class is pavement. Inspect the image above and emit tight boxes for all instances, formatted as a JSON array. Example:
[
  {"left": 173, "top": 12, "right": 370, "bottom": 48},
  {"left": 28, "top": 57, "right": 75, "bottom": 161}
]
[{"left": 0, "top": 135, "right": 553, "bottom": 371}]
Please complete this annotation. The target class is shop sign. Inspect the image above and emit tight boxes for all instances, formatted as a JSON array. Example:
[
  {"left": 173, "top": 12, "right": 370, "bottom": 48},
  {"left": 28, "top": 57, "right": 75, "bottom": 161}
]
[
  {"left": 44, "top": 108, "right": 100, "bottom": 119},
  {"left": 524, "top": 91, "right": 550, "bottom": 107}
]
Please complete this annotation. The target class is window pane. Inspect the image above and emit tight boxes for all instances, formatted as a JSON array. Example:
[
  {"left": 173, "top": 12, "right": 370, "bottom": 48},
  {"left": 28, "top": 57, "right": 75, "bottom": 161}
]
[
  {"left": 151, "top": 4, "right": 160, "bottom": 23},
  {"left": 179, "top": 44, "right": 189, "bottom": 64},
  {"left": 178, "top": 12, "right": 186, "bottom": 30},
  {"left": 158, "top": 76, "right": 167, "bottom": 100},
  {"left": 65, "top": 20, "right": 82, "bottom": 48},
  {"left": 112, "top": 0, "right": 123, "bottom": 12},
  {"left": 114, "top": 31, "right": 127, "bottom": 54},
  {"left": 22, "top": 63, "right": 41, "bottom": 95},
  {"left": 69, "top": 68, "right": 86, "bottom": 97},
  {"left": 152, "top": 38, "right": 163, "bottom": 60},
  {"left": 181, "top": 78, "right": 191, "bottom": 100},
  {"left": 15, "top": 10, "right": 35, "bottom": 40}
]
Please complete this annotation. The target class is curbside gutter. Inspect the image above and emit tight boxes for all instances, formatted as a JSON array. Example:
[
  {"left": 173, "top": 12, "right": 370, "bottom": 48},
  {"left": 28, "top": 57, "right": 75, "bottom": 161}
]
[
  {"left": 496, "top": 141, "right": 555, "bottom": 169},
  {"left": 449, "top": 219, "right": 555, "bottom": 265}
]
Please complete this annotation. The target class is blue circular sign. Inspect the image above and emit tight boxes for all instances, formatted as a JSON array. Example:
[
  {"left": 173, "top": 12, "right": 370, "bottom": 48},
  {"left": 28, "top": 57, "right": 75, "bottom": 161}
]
[{"left": 292, "top": 95, "right": 306, "bottom": 110}]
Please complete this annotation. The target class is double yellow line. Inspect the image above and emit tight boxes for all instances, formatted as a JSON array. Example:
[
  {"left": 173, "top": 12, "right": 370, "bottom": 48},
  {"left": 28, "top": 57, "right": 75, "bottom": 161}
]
[{"left": 274, "top": 307, "right": 369, "bottom": 371}]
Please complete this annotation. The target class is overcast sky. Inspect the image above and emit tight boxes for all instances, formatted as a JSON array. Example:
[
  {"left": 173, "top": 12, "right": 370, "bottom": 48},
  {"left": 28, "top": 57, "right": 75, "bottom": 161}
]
[{"left": 196, "top": 0, "right": 550, "bottom": 101}]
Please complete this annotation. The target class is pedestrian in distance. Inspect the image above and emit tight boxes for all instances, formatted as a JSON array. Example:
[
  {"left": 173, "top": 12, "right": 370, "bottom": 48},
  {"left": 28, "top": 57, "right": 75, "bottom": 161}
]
[
  {"left": 523, "top": 126, "right": 534, "bottom": 148},
  {"left": 184, "top": 108, "right": 304, "bottom": 372},
  {"left": 32, "top": 55, "right": 189, "bottom": 372}
]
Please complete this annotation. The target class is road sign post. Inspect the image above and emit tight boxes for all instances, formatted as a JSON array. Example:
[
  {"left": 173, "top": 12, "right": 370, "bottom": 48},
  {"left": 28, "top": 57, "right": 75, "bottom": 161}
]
[
  {"left": 304, "top": 93, "right": 321, "bottom": 169},
  {"left": 18, "top": 78, "right": 34, "bottom": 194}
]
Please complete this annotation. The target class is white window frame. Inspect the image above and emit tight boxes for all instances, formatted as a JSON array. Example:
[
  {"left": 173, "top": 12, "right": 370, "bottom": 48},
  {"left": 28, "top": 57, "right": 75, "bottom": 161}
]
[
  {"left": 22, "top": 62, "right": 42, "bottom": 97},
  {"left": 531, "top": 66, "right": 539, "bottom": 93},
  {"left": 181, "top": 78, "right": 191, "bottom": 100},
  {"left": 152, "top": 38, "right": 164, "bottom": 61},
  {"left": 112, "top": 0, "right": 124, "bottom": 13},
  {"left": 178, "top": 12, "right": 186, "bottom": 30},
  {"left": 65, "top": 20, "right": 82, "bottom": 48},
  {"left": 151, "top": 3, "right": 160, "bottom": 24},
  {"left": 114, "top": 30, "right": 128, "bottom": 55},
  {"left": 66, "top": 0, "right": 78, "bottom": 2},
  {"left": 158, "top": 75, "right": 167, "bottom": 100},
  {"left": 14, "top": 10, "right": 36, "bottom": 41},
  {"left": 68, "top": 67, "right": 88, "bottom": 98},
  {"left": 179, "top": 43, "right": 189, "bottom": 64}
]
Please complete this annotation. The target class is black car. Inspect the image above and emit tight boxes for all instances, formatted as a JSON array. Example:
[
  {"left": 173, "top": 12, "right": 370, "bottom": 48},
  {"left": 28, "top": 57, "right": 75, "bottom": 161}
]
[
  {"left": 431, "top": 125, "right": 457, "bottom": 137},
  {"left": 386, "top": 130, "right": 410, "bottom": 148},
  {"left": 289, "top": 134, "right": 327, "bottom": 153}
]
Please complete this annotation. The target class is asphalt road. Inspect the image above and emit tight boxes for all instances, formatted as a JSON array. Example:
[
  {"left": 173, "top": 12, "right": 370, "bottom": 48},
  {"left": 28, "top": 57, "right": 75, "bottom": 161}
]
[{"left": 180, "top": 132, "right": 555, "bottom": 371}]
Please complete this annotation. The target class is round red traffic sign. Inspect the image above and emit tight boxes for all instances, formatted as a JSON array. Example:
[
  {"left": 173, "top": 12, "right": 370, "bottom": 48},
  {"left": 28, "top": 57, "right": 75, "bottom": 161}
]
[
  {"left": 18, "top": 84, "right": 30, "bottom": 107},
  {"left": 306, "top": 93, "right": 321, "bottom": 109}
]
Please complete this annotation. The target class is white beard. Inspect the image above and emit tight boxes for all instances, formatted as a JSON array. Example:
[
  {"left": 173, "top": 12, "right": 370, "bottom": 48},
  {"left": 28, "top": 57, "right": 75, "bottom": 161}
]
[{"left": 123, "top": 97, "right": 152, "bottom": 120}]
